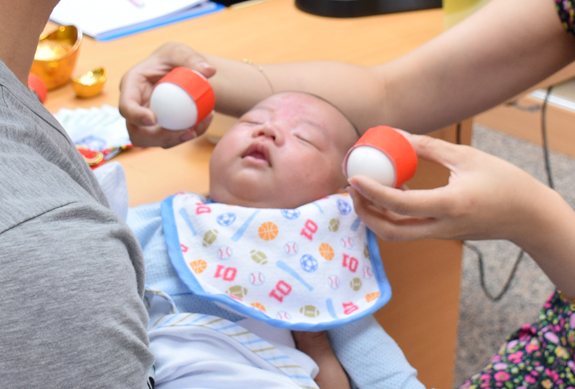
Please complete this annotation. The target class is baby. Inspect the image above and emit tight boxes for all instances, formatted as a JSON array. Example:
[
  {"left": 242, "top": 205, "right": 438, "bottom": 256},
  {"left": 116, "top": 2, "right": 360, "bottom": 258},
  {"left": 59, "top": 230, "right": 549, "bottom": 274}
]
[
  {"left": 128, "top": 92, "right": 418, "bottom": 389},
  {"left": 208, "top": 91, "right": 358, "bottom": 209}
]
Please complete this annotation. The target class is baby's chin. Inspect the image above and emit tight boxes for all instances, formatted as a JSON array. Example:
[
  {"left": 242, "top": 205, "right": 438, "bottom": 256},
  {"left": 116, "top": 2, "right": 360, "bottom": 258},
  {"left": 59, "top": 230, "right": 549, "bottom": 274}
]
[
  {"left": 209, "top": 192, "right": 301, "bottom": 209},
  {"left": 209, "top": 187, "right": 331, "bottom": 209}
]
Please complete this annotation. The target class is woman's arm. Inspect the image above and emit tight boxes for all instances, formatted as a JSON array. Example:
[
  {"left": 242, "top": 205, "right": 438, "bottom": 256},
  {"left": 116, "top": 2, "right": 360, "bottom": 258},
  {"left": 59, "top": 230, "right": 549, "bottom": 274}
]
[
  {"left": 204, "top": 0, "right": 575, "bottom": 132},
  {"left": 120, "top": 0, "right": 575, "bottom": 143},
  {"left": 347, "top": 133, "right": 575, "bottom": 298},
  {"left": 374, "top": 0, "right": 575, "bottom": 133}
]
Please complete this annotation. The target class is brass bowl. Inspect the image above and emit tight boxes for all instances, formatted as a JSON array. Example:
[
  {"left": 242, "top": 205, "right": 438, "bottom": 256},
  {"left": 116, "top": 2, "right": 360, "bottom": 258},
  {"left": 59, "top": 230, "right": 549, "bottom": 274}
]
[
  {"left": 31, "top": 25, "right": 82, "bottom": 90},
  {"left": 71, "top": 67, "right": 107, "bottom": 98}
]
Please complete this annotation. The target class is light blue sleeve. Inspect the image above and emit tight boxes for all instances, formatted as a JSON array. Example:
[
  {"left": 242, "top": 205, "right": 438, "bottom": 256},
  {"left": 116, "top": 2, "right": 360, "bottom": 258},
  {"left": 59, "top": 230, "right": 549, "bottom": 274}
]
[
  {"left": 127, "top": 202, "right": 245, "bottom": 322},
  {"left": 328, "top": 315, "right": 426, "bottom": 389}
]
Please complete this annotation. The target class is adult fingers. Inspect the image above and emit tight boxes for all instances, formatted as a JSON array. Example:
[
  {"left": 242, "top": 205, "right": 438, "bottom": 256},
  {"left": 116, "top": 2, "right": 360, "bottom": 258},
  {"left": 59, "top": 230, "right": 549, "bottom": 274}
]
[
  {"left": 190, "top": 113, "right": 214, "bottom": 138},
  {"left": 406, "top": 133, "right": 470, "bottom": 170},
  {"left": 344, "top": 135, "right": 470, "bottom": 218},
  {"left": 154, "top": 42, "right": 216, "bottom": 78},
  {"left": 119, "top": 68, "right": 157, "bottom": 127},
  {"left": 349, "top": 187, "right": 443, "bottom": 241},
  {"left": 132, "top": 114, "right": 213, "bottom": 148},
  {"left": 127, "top": 122, "right": 193, "bottom": 148},
  {"left": 347, "top": 175, "right": 452, "bottom": 218},
  {"left": 119, "top": 92, "right": 156, "bottom": 128},
  {"left": 119, "top": 43, "right": 215, "bottom": 125}
]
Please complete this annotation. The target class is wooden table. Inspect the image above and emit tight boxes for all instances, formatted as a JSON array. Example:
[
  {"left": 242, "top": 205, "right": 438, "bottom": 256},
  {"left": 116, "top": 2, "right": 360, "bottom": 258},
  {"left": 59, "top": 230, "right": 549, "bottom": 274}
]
[{"left": 45, "top": 2, "right": 465, "bottom": 387}]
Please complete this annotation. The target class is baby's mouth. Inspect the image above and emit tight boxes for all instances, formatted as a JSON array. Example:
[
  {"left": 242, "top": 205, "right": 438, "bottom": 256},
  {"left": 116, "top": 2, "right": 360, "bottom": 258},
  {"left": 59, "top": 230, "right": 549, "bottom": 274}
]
[{"left": 242, "top": 143, "right": 270, "bottom": 166}]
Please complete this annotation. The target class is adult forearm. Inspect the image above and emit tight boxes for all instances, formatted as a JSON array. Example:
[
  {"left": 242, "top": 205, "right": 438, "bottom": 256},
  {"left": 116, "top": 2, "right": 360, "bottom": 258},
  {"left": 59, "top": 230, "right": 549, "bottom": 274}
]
[
  {"left": 207, "top": 0, "right": 575, "bottom": 134},
  {"left": 511, "top": 188, "right": 575, "bottom": 298},
  {"left": 205, "top": 54, "right": 381, "bottom": 131},
  {"left": 379, "top": 0, "right": 575, "bottom": 133}
]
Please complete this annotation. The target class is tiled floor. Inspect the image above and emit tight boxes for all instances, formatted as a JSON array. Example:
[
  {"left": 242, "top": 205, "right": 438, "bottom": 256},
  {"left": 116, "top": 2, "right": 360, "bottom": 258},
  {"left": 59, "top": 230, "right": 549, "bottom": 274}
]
[{"left": 451, "top": 123, "right": 575, "bottom": 387}]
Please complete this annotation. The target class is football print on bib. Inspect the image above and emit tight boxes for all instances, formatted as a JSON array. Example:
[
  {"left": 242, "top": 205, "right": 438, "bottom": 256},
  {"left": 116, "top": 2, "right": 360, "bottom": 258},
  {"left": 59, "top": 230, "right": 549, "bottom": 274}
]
[{"left": 162, "top": 193, "right": 391, "bottom": 331}]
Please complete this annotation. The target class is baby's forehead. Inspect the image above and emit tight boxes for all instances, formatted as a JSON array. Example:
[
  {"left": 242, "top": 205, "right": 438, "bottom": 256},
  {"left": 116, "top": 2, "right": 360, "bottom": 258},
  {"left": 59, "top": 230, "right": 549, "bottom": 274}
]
[
  {"left": 249, "top": 92, "right": 356, "bottom": 132},
  {"left": 252, "top": 92, "right": 328, "bottom": 113}
]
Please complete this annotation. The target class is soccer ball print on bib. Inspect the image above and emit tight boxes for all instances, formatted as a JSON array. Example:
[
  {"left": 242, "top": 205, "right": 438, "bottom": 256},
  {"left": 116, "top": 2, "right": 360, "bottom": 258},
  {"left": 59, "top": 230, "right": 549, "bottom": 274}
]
[{"left": 161, "top": 193, "right": 391, "bottom": 331}]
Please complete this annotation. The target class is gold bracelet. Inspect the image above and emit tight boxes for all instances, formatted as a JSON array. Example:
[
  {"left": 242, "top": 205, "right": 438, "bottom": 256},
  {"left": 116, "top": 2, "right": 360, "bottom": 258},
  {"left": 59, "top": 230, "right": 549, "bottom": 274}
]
[
  {"left": 558, "top": 290, "right": 575, "bottom": 310},
  {"left": 242, "top": 58, "right": 275, "bottom": 95}
]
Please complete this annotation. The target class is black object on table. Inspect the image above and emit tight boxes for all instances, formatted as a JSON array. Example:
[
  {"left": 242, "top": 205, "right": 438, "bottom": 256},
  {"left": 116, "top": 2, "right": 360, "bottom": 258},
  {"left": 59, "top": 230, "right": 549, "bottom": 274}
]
[{"left": 295, "top": 0, "right": 442, "bottom": 17}]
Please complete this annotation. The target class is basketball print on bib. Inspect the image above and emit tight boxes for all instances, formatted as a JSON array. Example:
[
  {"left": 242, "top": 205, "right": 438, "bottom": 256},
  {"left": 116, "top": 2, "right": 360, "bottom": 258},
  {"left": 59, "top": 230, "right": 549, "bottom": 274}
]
[
  {"left": 258, "top": 222, "right": 279, "bottom": 241},
  {"left": 162, "top": 192, "right": 392, "bottom": 331},
  {"left": 319, "top": 243, "right": 335, "bottom": 260}
]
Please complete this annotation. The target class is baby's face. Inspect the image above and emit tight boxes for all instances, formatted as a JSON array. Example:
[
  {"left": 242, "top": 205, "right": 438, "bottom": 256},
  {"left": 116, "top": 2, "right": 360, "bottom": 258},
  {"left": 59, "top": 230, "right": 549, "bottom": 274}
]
[{"left": 209, "top": 92, "right": 357, "bottom": 209}]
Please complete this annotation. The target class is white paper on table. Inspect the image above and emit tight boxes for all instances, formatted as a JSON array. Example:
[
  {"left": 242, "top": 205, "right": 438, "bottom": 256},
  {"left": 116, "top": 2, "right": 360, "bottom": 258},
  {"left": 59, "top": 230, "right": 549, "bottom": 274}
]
[
  {"left": 50, "top": 0, "right": 208, "bottom": 39},
  {"left": 53, "top": 105, "right": 131, "bottom": 151}
]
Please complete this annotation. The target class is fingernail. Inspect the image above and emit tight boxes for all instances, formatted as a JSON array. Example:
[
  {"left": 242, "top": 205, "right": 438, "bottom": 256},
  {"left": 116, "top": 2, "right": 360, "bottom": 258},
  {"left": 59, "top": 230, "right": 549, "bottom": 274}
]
[
  {"left": 180, "top": 130, "right": 197, "bottom": 142},
  {"left": 348, "top": 179, "right": 361, "bottom": 192},
  {"left": 197, "top": 62, "right": 213, "bottom": 71},
  {"left": 142, "top": 116, "right": 155, "bottom": 126},
  {"left": 395, "top": 129, "right": 411, "bottom": 138}
]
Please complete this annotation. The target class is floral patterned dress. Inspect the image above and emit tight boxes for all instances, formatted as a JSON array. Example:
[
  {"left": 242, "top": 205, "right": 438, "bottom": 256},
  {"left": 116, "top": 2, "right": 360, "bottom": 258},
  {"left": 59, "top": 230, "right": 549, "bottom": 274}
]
[
  {"left": 556, "top": 0, "right": 575, "bottom": 35},
  {"left": 460, "top": 291, "right": 575, "bottom": 388}
]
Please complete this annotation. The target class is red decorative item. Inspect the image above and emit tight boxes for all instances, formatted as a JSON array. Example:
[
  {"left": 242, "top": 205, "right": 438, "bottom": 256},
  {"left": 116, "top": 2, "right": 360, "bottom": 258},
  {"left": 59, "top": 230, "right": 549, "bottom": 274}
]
[
  {"left": 343, "top": 126, "right": 418, "bottom": 188},
  {"left": 76, "top": 146, "right": 105, "bottom": 169},
  {"left": 150, "top": 67, "right": 215, "bottom": 130},
  {"left": 28, "top": 73, "right": 48, "bottom": 104}
]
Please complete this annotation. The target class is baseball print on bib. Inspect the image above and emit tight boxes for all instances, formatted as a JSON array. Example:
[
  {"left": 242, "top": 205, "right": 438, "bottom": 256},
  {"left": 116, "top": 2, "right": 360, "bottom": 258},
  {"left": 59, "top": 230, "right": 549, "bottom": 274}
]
[{"left": 161, "top": 193, "right": 391, "bottom": 331}]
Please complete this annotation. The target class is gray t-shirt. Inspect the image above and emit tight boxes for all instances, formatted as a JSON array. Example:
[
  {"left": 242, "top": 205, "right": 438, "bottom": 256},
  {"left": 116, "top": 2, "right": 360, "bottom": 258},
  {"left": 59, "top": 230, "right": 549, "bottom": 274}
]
[{"left": 0, "top": 60, "right": 154, "bottom": 388}]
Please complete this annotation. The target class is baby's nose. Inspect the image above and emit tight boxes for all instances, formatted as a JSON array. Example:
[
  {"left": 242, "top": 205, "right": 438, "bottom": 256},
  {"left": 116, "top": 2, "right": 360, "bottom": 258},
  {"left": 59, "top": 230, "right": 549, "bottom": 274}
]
[{"left": 254, "top": 125, "right": 283, "bottom": 144}]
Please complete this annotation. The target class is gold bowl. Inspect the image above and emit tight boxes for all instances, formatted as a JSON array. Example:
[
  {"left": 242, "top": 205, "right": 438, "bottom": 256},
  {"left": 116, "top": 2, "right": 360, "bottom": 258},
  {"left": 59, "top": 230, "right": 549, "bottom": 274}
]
[
  {"left": 71, "top": 67, "right": 107, "bottom": 98},
  {"left": 32, "top": 25, "right": 82, "bottom": 90}
]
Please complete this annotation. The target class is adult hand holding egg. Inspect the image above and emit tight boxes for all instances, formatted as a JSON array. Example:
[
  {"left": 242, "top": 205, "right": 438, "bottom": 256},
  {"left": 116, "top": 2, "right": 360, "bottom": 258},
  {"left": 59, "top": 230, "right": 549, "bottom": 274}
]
[{"left": 119, "top": 43, "right": 216, "bottom": 148}]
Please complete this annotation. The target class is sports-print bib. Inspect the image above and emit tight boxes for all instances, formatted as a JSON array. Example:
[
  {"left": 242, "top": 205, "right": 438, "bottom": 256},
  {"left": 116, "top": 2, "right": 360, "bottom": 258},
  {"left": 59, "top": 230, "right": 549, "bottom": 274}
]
[{"left": 161, "top": 192, "right": 391, "bottom": 331}]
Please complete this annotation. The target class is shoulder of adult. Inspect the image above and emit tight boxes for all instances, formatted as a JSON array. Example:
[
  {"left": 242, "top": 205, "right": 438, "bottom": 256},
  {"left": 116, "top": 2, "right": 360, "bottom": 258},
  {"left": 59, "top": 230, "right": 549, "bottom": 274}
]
[{"left": 0, "top": 60, "right": 110, "bottom": 223}]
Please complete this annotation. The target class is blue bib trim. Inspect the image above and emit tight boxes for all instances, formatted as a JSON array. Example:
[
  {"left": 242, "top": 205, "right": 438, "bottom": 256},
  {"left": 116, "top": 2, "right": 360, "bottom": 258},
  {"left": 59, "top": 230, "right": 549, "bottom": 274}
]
[{"left": 161, "top": 193, "right": 391, "bottom": 331}]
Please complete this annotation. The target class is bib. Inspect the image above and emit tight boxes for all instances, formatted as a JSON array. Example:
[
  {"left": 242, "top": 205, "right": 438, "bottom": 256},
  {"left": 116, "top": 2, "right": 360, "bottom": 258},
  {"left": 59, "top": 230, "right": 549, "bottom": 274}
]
[{"left": 161, "top": 193, "right": 391, "bottom": 331}]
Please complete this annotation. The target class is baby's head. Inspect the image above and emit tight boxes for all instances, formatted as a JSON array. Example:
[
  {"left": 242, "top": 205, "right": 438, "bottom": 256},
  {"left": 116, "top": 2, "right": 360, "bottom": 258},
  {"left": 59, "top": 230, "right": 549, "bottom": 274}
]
[{"left": 209, "top": 92, "right": 358, "bottom": 209}]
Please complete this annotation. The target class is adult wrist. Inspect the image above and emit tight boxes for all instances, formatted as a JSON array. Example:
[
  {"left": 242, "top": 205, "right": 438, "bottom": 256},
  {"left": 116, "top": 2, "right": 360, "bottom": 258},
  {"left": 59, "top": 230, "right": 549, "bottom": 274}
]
[
  {"left": 510, "top": 186, "right": 575, "bottom": 297},
  {"left": 507, "top": 184, "right": 562, "bottom": 247}
]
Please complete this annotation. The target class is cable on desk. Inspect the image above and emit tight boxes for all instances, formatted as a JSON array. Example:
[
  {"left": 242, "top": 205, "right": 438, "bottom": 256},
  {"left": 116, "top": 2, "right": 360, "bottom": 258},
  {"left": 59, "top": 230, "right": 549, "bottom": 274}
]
[{"left": 542, "top": 86, "right": 555, "bottom": 189}]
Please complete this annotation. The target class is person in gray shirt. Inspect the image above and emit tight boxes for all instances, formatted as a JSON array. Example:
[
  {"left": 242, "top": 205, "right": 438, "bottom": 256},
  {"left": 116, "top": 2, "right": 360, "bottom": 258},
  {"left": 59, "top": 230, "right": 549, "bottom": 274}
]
[{"left": 0, "top": 1, "right": 154, "bottom": 387}]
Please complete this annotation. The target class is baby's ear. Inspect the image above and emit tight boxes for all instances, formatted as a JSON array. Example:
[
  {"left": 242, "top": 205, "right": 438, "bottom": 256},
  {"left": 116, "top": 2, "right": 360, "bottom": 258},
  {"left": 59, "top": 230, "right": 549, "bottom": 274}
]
[
  {"left": 331, "top": 172, "right": 351, "bottom": 195},
  {"left": 334, "top": 182, "right": 350, "bottom": 195}
]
